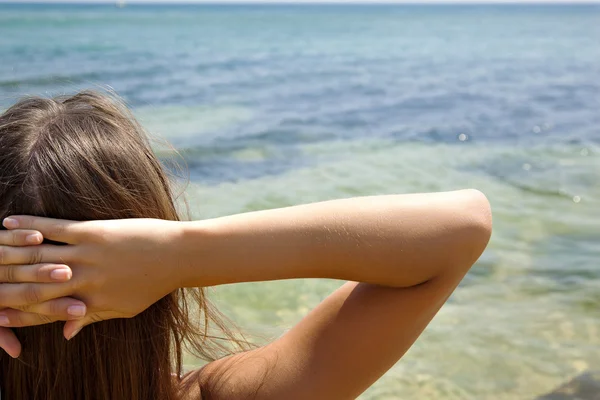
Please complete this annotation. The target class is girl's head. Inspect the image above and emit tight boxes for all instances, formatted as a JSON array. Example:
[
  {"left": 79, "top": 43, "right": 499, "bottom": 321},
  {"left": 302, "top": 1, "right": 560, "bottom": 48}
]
[{"left": 0, "top": 90, "right": 243, "bottom": 399}]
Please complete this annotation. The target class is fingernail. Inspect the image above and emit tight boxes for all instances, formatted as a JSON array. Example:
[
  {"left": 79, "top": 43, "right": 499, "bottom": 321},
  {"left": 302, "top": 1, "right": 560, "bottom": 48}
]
[
  {"left": 2, "top": 218, "right": 18, "bottom": 229},
  {"left": 26, "top": 233, "right": 43, "bottom": 244},
  {"left": 68, "top": 327, "right": 83, "bottom": 340},
  {"left": 67, "top": 305, "right": 86, "bottom": 318},
  {"left": 0, "top": 314, "right": 9, "bottom": 326},
  {"left": 50, "top": 267, "right": 72, "bottom": 281}
]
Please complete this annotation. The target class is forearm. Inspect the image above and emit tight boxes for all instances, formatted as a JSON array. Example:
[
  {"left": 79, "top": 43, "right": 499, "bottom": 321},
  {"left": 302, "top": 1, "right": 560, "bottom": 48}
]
[{"left": 178, "top": 189, "right": 491, "bottom": 288}]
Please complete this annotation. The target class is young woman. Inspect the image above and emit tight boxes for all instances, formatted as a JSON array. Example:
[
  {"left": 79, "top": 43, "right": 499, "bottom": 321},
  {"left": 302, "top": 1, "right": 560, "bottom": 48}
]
[{"left": 0, "top": 90, "right": 492, "bottom": 399}]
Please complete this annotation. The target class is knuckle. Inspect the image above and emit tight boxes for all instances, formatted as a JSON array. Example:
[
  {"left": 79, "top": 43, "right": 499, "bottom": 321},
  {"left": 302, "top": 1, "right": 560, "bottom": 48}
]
[
  {"left": 66, "top": 276, "right": 82, "bottom": 292},
  {"left": 36, "top": 265, "right": 45, "bottom": 282},
  {"left": 10, "top": 312, "right": 23, "bottom": 327},
  {"left": 50, "top": 224, "right": 65, "bottom": 240},
  {"left": 6, "top": 265, "right": 16, "bottom": 283},
  {"left": 18, "top": 304, "right": 33, "bottom": 313},
  {"left": 29, "top": 248, "right": 42, "bottom": 265},
  {"left": 38, "top": 313, "right": 53, "bottom": 324},
  {"left": 36, "top": 264, "right": 52, "bottom": 282},
  {"left": 89, "top": 313, "right": 104, "bottom": 323},
  {"left": 24, "top": 284, "right": 41, "bottom": 305},
  {"left": 66, "top": 247, "right": 84, "bottom": 265},
  {"left": 18, "top": 216, "right": 32, "bottom": 230},
  {"left": 48, "top": 300, "right": 62, "bottom": 317}
]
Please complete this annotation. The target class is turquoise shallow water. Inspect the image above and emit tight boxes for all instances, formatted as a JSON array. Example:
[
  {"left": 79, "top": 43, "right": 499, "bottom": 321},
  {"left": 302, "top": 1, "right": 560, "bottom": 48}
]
[{"left": 1, "top": 3, "right": 599, "bottom": 398}]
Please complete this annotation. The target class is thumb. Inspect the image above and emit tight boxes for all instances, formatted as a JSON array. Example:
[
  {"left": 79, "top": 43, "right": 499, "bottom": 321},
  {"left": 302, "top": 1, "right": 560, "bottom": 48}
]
[
  {"left": 63, "top": 312, "right": 115, "bottom": 340},
  {"left": 63, "top": 317, "right": 95, "bottom": 341},
  {"left": 63, "top": 319, "right": 86, "bottom": 340}
]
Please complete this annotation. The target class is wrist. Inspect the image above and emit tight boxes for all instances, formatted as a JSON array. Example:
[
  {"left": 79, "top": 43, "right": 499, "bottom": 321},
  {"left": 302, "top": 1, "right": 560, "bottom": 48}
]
[
  {"left": 174, "top": 220, "right": 215, "bottom": 289},
  {"left": 163, "top": 220, "right": 190, "bottom": 291}
]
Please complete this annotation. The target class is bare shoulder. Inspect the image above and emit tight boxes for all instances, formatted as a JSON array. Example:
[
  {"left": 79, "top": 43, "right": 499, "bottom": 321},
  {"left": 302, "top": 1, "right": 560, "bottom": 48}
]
[{"left": 179, "top": 347, "right": 280, "bottom": 400}]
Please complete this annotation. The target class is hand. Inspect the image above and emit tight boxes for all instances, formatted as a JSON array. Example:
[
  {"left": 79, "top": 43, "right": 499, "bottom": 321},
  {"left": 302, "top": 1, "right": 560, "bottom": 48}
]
[
  {"left": 0, "top": 216, "right": 185, "bottom": 354},
  {"left": 0, "top": 228, "right": 86, "bottom": 358}
]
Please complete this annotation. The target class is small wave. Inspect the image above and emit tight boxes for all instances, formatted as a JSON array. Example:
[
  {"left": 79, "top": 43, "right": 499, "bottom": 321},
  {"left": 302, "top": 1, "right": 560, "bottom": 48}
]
[
  {"left": 487, "top": 171, "right": 572, "bottom": 199},
  {"left": 0, "top": 72, "right": 102, "bottom": 89},
  {"left": 475, "top": 148, "right": 598, "bottom": 201},
  {"left": 0, "top": 62, "right": 169, "bottom": 91}
]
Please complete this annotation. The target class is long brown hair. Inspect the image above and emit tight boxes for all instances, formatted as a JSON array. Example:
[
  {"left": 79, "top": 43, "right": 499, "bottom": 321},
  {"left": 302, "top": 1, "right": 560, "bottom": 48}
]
[{"left": 0, "top": 90, "right": 247, "bottom": 399}]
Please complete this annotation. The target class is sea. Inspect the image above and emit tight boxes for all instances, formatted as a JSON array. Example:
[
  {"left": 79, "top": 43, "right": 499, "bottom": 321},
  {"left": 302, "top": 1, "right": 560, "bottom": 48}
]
[{"left": 0, "top": 3, "right": 599, "bottom": 399}]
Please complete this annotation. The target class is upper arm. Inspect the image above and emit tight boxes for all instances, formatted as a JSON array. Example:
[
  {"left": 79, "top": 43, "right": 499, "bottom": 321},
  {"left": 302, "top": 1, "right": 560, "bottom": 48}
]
[
  {"left": 196, "top": 278, "right": 468, "bottom": 400},
  {"left": 193, "top": 191, "right": 491, "bottom": 399}
]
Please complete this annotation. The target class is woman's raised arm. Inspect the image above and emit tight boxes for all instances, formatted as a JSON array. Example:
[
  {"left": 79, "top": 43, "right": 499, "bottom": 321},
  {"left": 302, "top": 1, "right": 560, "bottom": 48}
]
[
  {"left": 183, "top": 189, "right": 492, "bottom": 399},
  {"left": 0, "top": 189, "right": 491, "bottom": 374}
]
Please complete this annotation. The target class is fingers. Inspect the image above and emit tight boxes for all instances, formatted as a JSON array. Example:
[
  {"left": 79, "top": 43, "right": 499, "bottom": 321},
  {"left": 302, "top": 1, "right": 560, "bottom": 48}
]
[
  {"left": 0, "top": 263, "right": 72, "bottom": 283},
  {"left": 0, "top": 244, "right": 74, "bottom": 266},
  {"left": 0, "top": 298, "right": 87, "bottom": 328},
  {"left": 0, "top": 229, "right": 43, "bottom": 246},
  {"left": 0, "top": 282, "right": 73, "bottom": 308},
  {"left": 0, "top": 327, "right": 21, "bottom": 358},
  {"left": 2, "top": 216, "right": 83, "bottom": 244},
  {"left": 0, "top": 297, "right": 88, "bottom": 358}
]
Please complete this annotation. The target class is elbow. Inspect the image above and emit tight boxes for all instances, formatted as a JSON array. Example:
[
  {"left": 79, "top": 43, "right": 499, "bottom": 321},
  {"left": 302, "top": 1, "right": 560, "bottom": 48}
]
[
  {"left": 466, "top": 189, "right": 492, "bottom": 239},
  {"left": 452, "top": 189, "right": 493, "bottom": 270}
]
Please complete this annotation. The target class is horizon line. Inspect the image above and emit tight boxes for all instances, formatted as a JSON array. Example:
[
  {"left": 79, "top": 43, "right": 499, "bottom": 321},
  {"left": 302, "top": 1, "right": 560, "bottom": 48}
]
[{"left": 2, "top": 0, "right": 600, "bottom": 4}]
